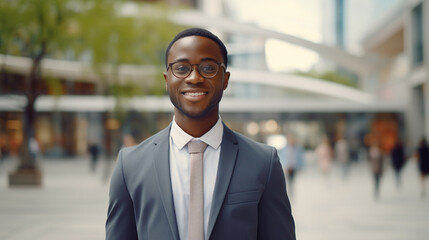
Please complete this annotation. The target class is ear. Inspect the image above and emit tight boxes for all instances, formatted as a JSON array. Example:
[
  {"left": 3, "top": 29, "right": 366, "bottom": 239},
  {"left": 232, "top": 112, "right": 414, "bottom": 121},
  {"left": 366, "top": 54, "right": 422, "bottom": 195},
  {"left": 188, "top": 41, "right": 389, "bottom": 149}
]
[
  {"left": 163, "top": 72, "right": 168, "bottom": 89},
  {"left": 223, "top": 71, "right": 230, "bottom": 90}
]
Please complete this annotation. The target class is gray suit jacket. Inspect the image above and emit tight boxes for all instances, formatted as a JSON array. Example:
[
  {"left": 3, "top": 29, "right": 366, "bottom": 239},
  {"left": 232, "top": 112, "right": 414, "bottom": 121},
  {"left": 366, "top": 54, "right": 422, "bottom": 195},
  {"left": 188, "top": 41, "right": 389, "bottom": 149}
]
[{"left": 106, "top": 124, "right": 295, "bottom": 240}]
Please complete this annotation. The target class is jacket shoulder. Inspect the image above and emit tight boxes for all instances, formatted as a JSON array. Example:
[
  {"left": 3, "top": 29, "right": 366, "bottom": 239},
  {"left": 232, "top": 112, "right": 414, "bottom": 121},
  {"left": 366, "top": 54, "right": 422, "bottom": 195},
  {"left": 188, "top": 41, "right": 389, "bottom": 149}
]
[
  {"left": 119, "top": 126, "right": 170, "bottom": 163},
  {"left": 231, "top": 130, "right": 276, "bottom": 158}
]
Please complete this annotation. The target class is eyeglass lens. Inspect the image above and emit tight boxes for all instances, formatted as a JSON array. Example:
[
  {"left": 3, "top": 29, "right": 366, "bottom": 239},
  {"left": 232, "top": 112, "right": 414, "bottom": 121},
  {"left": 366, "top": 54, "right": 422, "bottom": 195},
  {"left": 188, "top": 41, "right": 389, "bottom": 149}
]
[{"left": 171, "top": 61, "right": 219, "bottom": 78}]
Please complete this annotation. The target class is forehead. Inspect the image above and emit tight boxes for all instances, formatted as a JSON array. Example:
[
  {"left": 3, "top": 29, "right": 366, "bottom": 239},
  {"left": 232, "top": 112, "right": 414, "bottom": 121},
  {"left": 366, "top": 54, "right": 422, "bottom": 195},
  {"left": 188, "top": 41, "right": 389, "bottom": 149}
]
[{"left": 168, "top": 36, "right": 223, "bottom": 63}]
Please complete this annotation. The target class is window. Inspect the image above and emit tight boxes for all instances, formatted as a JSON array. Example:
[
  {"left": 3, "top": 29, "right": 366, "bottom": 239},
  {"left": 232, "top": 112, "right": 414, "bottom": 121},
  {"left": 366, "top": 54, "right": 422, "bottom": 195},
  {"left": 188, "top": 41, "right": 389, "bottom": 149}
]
[{"left": 412, "top": 3, "right": 424, "bottom": 65}]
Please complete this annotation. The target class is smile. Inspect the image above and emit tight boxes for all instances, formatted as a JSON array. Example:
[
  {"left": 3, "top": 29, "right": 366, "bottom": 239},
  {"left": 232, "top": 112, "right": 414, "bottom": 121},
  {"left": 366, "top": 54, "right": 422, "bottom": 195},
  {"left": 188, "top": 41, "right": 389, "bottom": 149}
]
[{"left": 183, "top": 92, "right": 207, "bottom": 96}]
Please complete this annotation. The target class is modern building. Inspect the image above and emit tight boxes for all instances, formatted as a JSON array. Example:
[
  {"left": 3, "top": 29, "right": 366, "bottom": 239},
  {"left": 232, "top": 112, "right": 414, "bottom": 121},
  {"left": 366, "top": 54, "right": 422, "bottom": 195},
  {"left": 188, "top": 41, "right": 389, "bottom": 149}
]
[
  {"left": 361, "top": 0, "right": 428, "bottom": 150},
  {"left": 1, "top": 0, "right": 417, "bottom": 161}
]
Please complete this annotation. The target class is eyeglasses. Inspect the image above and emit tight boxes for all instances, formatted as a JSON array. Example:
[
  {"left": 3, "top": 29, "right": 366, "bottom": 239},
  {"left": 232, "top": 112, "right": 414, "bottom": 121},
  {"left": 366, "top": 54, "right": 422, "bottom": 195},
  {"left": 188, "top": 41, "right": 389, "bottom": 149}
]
[{"left": 167, "top": 60, "right": 226, "bottom": 79}]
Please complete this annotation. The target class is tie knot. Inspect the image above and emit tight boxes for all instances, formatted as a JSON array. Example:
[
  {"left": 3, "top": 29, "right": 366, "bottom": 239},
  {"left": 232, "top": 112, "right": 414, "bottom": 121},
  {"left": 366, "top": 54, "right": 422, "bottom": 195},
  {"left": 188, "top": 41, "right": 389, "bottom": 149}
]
[{"left": 188, "top": 140, "right": 207, "bottom": 154}]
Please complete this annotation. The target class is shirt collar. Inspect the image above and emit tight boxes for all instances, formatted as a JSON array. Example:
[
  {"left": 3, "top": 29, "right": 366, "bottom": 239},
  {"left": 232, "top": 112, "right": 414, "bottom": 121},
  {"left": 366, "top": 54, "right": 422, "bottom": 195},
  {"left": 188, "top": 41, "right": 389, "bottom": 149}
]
[{"left": 171, "top": 116, "right": 223, "bottom": 150}]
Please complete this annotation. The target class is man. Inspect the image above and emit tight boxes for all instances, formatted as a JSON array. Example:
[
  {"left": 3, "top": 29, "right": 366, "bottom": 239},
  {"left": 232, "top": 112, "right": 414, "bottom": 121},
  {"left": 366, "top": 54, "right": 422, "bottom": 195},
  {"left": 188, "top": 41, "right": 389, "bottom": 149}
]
[{"left": 106, "top": 28, "right": 295, "bottom": 240}]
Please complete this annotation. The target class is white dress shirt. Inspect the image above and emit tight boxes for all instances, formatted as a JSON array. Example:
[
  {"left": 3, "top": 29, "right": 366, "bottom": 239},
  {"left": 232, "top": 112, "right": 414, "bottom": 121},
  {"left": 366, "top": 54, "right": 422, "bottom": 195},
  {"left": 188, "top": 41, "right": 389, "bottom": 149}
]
[{"left": 169, "top": 117, "right": 223, "bottom": 240}]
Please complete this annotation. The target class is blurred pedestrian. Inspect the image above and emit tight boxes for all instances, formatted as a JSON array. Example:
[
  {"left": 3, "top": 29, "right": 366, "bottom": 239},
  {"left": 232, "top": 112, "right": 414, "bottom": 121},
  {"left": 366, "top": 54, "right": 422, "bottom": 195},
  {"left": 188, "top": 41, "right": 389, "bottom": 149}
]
[
  {"left": 315, "top": 136, "right": 332, "bottom": 176},
  {"left": 279, "top": 134, "right": 304, "bottom": 196},
  {"left": 121, "top": 134, "right": 136, "bottom": 148},
  {"left": 29, "top": 137, "right": 40, "bottom": 164},
  {"left": 368, "top": 141, "right": 384, "bottom": 199},
  {"left": 88, "top": 142, "right": 100, "bottom": 172},
  {"left": 390, "top": 139, "right": 406, "bottom": 189},
  {"left": 0, "top": 147, "right": 2, "bottom": 173},
  {"left": 334, "top": 134, "right": 350, "bottom": 179},
  {"left": 415, "top": 137, "right": 429, "bottom": 197}
]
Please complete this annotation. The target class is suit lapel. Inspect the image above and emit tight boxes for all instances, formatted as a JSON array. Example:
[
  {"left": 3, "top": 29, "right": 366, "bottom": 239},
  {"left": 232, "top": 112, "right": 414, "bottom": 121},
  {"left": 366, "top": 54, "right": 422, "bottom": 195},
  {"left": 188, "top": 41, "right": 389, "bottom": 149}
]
[
  {"left": 152, "top": 125, "right": 180, "bottom": 240},
  {"left": 207, "top": 125, "right": 239, "bottom": 237}
]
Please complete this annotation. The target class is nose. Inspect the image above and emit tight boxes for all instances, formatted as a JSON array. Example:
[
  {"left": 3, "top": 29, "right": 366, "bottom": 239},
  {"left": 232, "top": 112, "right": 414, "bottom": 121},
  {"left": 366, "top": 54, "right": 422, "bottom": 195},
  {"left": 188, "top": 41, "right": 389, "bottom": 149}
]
[{"left": 185, "top": 65, "right": 205, "bottom": 84}]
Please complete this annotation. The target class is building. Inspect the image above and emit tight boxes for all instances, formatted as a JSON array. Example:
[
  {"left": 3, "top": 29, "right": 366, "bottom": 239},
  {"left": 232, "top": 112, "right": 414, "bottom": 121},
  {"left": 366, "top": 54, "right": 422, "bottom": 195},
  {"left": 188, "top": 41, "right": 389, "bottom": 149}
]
[
  {"left": 0, "top": 0, "right": 414, "bottom": 161},
  {"left": 361, "top": 0, "right": 428, "bottom": 150}
]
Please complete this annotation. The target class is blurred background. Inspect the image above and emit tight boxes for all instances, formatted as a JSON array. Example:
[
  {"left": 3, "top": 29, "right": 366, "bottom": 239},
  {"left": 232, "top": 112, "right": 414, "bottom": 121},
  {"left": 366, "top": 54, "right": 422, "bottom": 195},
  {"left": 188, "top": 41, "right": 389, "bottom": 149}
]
[{"left": 0, "top": 0, "right": 428, "bottom": 239}]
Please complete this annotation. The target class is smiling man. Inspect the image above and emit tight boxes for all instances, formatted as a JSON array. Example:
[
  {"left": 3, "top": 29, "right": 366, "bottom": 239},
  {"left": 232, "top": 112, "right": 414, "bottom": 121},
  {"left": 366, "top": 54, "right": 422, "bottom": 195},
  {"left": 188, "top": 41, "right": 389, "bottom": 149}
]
[{"left": 106, "top": 28, "right": 296, "bottom": 240}]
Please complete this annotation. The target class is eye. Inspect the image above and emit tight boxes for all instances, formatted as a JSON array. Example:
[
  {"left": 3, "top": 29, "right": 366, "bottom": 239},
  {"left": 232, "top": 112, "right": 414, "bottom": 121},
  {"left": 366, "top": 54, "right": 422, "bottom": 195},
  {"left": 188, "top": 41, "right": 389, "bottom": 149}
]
[
  {"left": 173, "top": 63, "right": 191, "bottom": 74},
  {"left": 200, "top": 63, "right": 217, "bottom": 74}
]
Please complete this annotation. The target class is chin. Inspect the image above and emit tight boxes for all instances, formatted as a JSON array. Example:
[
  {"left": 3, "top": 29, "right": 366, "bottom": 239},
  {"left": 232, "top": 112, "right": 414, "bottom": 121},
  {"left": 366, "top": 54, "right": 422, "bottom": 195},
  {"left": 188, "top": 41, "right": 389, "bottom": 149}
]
[
  {"left": 183, "top": 111, "right": 208, "bottom": 119},
  {"left": 174, "top": 101, "right": 218, "bottom": 120},
  {"left": 181, "top": 107, "right": 215, "bottom": 119}
]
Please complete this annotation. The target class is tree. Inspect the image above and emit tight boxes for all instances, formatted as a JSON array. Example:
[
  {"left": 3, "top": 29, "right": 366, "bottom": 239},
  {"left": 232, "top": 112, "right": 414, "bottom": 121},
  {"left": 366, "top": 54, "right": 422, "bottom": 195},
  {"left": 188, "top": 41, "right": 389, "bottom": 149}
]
[
  {"left": 294, "top": 70, "right": 358, "bottom": 88},
  {"left": 0, "top": 0, "right": 184, "bottom": 185}
]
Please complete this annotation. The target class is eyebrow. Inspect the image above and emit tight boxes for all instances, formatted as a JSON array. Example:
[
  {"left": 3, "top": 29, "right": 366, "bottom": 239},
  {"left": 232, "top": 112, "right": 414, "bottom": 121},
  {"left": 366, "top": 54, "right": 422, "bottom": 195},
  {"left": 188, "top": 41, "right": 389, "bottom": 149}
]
[
  {"left": 170, "top": 57, "right": 219, "bottom": 63},
  {"left": 200, "top": 57, "right": 218, "bottom": 62}
]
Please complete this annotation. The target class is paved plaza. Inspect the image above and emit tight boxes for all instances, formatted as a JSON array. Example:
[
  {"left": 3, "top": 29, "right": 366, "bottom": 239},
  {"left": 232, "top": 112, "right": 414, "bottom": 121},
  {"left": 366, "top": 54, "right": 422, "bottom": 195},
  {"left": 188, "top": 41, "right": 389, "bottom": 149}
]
[{"left": 0, "top": 154, "right": 428, "bottom": 240}]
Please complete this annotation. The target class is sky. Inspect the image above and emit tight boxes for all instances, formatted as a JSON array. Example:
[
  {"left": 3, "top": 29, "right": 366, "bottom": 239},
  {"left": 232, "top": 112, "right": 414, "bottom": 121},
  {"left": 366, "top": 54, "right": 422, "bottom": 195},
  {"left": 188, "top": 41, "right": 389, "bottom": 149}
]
[{"left": 227, "top": 0, "right": 323, "bottom": 72}]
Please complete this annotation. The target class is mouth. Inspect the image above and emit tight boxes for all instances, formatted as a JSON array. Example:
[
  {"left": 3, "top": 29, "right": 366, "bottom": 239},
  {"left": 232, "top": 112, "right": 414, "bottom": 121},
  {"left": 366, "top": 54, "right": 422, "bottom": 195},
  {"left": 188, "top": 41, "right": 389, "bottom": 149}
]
[
  {"left": 182, "top": 91, "right": 208, "bottom": 102},
  {"left": 183, "top": 92, "right": 208, "bottom": 97}
]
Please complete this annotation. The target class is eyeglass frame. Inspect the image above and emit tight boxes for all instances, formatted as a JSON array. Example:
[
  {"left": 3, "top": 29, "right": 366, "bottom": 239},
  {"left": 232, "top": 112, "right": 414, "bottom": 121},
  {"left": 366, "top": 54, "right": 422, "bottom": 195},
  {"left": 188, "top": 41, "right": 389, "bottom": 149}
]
[{"left": 166, "top": 60, "right": 226, "bottom": 79}]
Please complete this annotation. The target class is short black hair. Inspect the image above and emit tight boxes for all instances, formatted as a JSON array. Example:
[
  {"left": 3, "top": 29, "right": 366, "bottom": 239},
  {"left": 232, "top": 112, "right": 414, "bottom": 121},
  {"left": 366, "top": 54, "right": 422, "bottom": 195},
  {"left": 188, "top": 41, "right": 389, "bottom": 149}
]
[{"left": 164, "top": 28, "right": 228, "bottom": 68}]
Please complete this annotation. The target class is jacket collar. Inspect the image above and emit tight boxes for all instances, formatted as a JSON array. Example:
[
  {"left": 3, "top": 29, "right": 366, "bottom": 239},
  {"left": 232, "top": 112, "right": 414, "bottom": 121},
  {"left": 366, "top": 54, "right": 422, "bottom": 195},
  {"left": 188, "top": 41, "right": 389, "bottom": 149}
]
[{"left": 153, "top": 123, "right": 239, "bottom": 240}]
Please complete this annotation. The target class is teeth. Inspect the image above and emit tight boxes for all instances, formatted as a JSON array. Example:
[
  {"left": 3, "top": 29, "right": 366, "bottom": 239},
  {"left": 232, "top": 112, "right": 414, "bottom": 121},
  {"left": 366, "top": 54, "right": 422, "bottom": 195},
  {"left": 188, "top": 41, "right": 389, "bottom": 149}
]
[{"left": 185, "top": 92, "right": 206, "bottom": 96}]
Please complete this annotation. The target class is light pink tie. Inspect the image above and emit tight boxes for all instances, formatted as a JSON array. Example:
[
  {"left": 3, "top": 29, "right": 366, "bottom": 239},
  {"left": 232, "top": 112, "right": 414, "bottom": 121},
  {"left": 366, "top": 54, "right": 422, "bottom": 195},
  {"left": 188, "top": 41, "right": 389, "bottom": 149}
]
[{"left": 188, "top": 140, "right": 207, "bottom": 240}]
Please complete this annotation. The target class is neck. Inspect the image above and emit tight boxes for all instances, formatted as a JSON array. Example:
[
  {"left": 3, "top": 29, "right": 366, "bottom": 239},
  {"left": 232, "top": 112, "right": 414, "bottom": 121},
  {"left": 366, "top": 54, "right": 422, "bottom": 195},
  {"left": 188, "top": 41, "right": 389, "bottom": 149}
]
[{"left": 174, "top": 111, "right": 219, "bottom": 138}]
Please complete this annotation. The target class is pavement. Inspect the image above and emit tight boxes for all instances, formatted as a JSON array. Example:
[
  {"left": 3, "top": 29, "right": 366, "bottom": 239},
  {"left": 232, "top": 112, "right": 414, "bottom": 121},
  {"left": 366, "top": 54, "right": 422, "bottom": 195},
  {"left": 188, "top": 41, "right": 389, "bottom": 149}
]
[{"left": 0, "top": 154, "right": 428, "bottom": 240}]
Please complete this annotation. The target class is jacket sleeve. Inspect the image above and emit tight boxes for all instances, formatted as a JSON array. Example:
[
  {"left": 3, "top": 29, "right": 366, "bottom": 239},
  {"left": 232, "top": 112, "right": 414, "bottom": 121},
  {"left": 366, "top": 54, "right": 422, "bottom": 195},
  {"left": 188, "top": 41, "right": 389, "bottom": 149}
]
[
  {"left": 257, "top": 148, "right": 296, "bottom": 240},
  {"left": 106, "top": 150, "right": 138, "bottom": 240}
]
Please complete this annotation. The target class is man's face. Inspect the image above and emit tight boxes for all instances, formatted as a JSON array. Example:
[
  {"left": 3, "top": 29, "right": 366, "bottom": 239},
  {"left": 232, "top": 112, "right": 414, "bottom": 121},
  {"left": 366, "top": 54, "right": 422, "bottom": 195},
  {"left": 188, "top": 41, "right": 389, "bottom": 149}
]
[{"left": 164, "top": 36, "right": 230, "bottom": 120}]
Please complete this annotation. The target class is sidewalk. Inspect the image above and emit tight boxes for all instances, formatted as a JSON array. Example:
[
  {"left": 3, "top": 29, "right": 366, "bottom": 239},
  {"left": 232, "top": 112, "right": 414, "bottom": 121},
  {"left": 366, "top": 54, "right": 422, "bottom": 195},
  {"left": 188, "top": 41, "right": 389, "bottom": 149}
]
[
  {"left": 0, "top": 157, "right": 112, "bottom": 240},
  {"left": 0, "top": 156, "right": 428, "bottom": 240},
  {"left": 292, "top": 157, "right": 429, "bottom": 240}
]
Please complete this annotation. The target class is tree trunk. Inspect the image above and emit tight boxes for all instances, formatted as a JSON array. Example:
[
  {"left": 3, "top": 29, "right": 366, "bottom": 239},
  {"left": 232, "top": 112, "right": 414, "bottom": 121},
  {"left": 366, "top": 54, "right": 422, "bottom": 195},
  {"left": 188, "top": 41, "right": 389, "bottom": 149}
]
[
  {"left": 8, "top": 51, "right": 44, "bottom": 186},
  {"left": 21, "top": 51, "right": 42, "bottom": 168}
]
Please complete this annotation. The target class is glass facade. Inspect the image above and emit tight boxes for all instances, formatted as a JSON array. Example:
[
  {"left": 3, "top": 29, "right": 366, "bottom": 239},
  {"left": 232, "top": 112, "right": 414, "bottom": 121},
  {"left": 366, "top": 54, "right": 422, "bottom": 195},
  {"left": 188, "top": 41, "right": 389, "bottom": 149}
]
[
  {"left": 412, "top": 3, "right": 424, "bottom": 65},
  {"left": 335, "top": 0, "right": 345, "bottom": 47}
]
